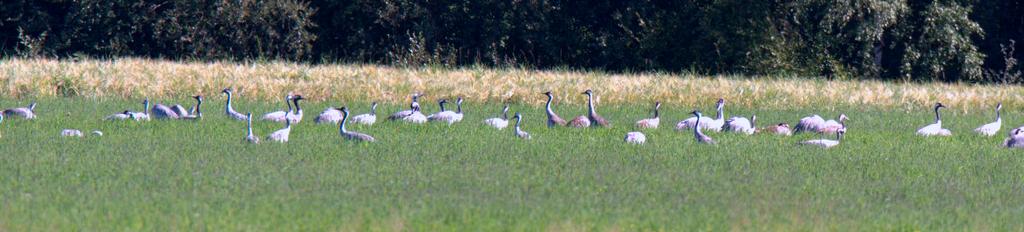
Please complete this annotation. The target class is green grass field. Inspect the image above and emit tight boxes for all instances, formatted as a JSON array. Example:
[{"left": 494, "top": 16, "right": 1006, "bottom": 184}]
[{"left": 1, "top": 98, "right": 1022, "bottom": 231}]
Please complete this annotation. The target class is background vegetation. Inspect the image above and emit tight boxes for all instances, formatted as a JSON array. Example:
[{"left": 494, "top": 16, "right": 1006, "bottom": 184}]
[{"left": 1, "top": 0, "right": 1020, "bottom": 82}]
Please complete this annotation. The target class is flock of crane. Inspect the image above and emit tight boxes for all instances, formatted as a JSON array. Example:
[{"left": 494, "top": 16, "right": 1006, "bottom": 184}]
[{"left": 2, "top": 88, "right": 1023, "bottom": 149}]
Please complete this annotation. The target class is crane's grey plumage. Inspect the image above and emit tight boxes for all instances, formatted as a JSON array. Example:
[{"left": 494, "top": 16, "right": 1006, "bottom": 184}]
[
  {"left": 1003, "top": 128, "right": 1024, "bottom": 148},
  {"left": 349, "top": 102, "right": 378, "bottom": 126},
  {"left": 452, "top": 97, "right": 464, "bottom": 122},
  {"left": 582, "top": 89, "right": 609, "bottom": 127},
  {"left": 222, "top": 88, "right": 249, "bottom": 121},
  {"left": 543, "top": 91, "right": 567, "bottom": 127},
  {"left": 180, "top": 95, "right": 204, "bottom": 120},
  {"left": 483, "top": 104, "right": 510, "bottom": 130},
  {"left": 819, "top": 114, "right": 849, "bottom": 134},
  {"left": 337, "top": 107, "right": 376, "bottom": 142},
  {"left": 428, "top": 99, "right": 459, "bottom": 124},
  {"left": 724, "top": 115, "right": 757, "bottom": 135},
  {"left": 315, "top": 107, "right": 342, "bottom": 124},
  {"left": 263, "top": 94, "right": 293, "bottom": 122},
  {"left": 106, "top": 110, "right": 135, "bottom": 121},
  {"left": 267, "top": 118, "right": 293, "bottom": 143},
  {"left": 677, "top": 99, "right": 725, "bottom": 131},
  {"left": 794, "top": 114, "right": 825, "bottom": 133},
  {"left": 974, "top": 102, "right": 1002, "bottom": 136},
  {"left": 401, "top": 105, "right": 425, "bottom": 123},
  {"left": 917, "top": 102, "right": 951, "bottom": 136},
  {"left": 127, "top": 99, "right": 151, "bottom": 121},
  {"left": 761, "top": 123, "right": 792, "bottom": 136},
  {"left": 61, "top": 129, "right": 83, "bottom": 137},
  {"left": 514, "top": 112, "right": 531, "bottom": 139},
  {"left": 624, "top": 131, "right": 646, "bottom": 144},
  {"left": 800, "top": 128, "right": 846, "bottom": 148},
  {"left": 635, "top": 101, "right": 661, "bottom": 129},
  {"left": 286, "top": 95, "right": 305, "bottom": 123},
  {"left": 691, "top": 111, "right": 715, "bottom": 144},
  {"left": 151, "top": 102, "right": 180, "bottom": 119},
  {"left": 389, "top": 93, "right": 423, "bottom": 120},
  {"left": 244, "top": 112, "right": 259, "bottom": 144},
  {"left": 2, "top": 101, "right": 37, "bottom": 119}
]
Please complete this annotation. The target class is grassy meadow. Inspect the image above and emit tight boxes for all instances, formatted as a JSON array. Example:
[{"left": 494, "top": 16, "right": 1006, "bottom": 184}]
[{"left": 1, "top": 58, "right": 1023, "bottom": 230}]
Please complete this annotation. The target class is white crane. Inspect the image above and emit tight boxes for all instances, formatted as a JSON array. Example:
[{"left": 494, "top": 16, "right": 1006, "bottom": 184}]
[
  {"left": 403, "top": 105, "right": 428, "bottom": 124},
  {"left": 635, "top": 102, "right": 661, "bottom": 129},
  {"left": 286, "top": 95, "right": 305, "bottom": 123},
  {"left": 267, "top": 118, "right": 293, "bottom": 143},
  {"left": 262, "top": 94, "right": 293, "bottom": 122},
  {"left": 244, "top": 112, "right": 259, "bottom": 144},
  {"left": 349, "top": 102, "right": 378, "bottom": 126},
  {"left": 974, "top": 102, "right": 1002, "bottom": 136},
  {"left": 724, "top": 114, "right": 757, "bottom": 135},
  {"left": 483, "top": 104, "right": 510, "bottom": 130},
  {"left": 799, "top": 128, "right": 846, "bottom": 148},
  {"left": 128, "top": 99, "right": 151, "bottom": 121},
  {"left": 677, "top": 98, "right": 725, "bottom": 132},
  {"left": 514, "top": 112, "right": 531, "bottom": 139},
  {"left": 389, "top": 93, "right": 423, "bottom": 120},
  {"left": 917, "top": 102, "right": 952, "bottom": 136},
  {"left": 624, "top": 132, "right": 646, "bottom": 144}
]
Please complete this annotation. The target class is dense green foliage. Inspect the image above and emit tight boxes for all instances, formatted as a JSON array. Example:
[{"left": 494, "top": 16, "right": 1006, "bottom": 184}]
[
  {"left": 1, "top": 0, "right": 1020, "bottom": 81},
  {"left": 1, "top": 98, "right": 1023, "bottom": 230}
]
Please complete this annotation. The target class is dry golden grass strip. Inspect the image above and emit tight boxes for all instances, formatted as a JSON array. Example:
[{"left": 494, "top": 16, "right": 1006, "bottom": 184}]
[{"left": 1, "top": 58, "right": 1021, "bottom": 111}]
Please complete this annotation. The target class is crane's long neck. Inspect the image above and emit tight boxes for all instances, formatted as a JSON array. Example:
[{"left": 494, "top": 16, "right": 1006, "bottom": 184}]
[
  {"left": 195, "top": 99, "right": 203, "bottom": 117},
  {"left": 545, "top": 95, "right": 555, "bottom": 116},
  {"left": 692, "top": 115, "right": 708, "bottom": 138},
  {"left": 934, "top": 106, "right": 942, "bottom": 123},
  {"left": 515, "top": 116, "right": 522, "bottom": 131},
  {"left": 716, "top": 104, "right": 724, "bottom": 120},
  {"left": 285, "top": 97, "right": 293, "bottom": 113},
  {"left": 225, "top": 93, "right": 234, "bottom": 114},
  {"left": 339, "top": 111, "right": 349, "bottom": 134},
  {"left": 502, "top": 107, "right": 509, "bottom": 120},
  {"left": 653, "top": 105, "right": 660, "bottom": 118},
  {"left": 292, "top": 99, "right": 302, "bottom": 113},
  {"left": 144, "top": 101, "right": 150, "bottom": 114},
  {"left": 246, "top": 116, "right": 254, "bottom": 136},
  {"left": 693, "top": 115, "right": 703, "bottom": 137},
  {"left": 996, "top": 106, "right": 1001, "bottom": 121},
  {"left": 456, "top": 101, "right": 462, "bottom": 114},
  {"left": 587, "top": 94, "right": 596, "bottom": 117},
  {"left": 370, "top": 104, "right": 377, "bottom": 115},
  {"left": 439, "top": 102, "right": 446, "bottom": 112}
]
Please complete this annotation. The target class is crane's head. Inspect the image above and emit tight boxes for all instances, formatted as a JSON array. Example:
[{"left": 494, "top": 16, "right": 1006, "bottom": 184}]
[
  {"left": 221, "top": 88, "right": 232, "bottom": 94},
  {"left": 582, "top": 89, "right": 593, "bottom": 95}
]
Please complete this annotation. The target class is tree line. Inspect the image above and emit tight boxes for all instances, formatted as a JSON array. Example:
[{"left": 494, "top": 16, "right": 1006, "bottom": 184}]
[{"left": 1, "top": 0, "right": 1020, "bottom": 82}]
